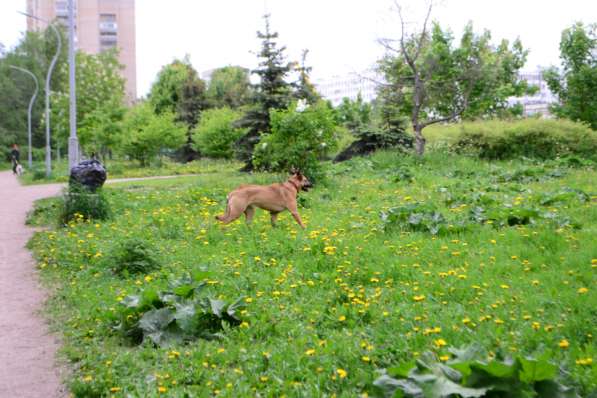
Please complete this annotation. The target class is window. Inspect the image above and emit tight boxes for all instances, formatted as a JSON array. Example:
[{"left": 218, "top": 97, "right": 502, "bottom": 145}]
[{"left": 99, "top": 13, "right": 117, "bottom": 51}]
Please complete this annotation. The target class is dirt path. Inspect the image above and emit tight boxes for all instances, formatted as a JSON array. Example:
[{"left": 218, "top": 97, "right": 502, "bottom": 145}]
[
  {"left": 0, "top": 171, "right": 64, "bottom": 397},
  {"left": 0, "top": 171, "right": 197, "bottom": 397}
]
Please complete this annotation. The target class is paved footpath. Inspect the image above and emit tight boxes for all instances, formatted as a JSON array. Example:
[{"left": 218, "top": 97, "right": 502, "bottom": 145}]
[{"left": 0, "top": 171, "right": 64, "bottom": 398}]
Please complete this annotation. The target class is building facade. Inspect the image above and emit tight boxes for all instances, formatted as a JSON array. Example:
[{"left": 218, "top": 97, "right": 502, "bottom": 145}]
[
  {"left": 26, "top": 0, "right": 137, "bottom": 100},
  {"left": 509, "top": 70, "right": 557, "bottom": 117},
  {"left": 315, "top": 68, "right": 557, "bottom": 117},
  {"left": 314, "top": 69, "right": 379, "bottom": 106}
]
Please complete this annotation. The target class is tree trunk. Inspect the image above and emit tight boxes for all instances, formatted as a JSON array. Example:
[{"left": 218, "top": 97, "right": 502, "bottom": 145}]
[{"left": 413, "top": 125, "right": 426, "bottom": 156}]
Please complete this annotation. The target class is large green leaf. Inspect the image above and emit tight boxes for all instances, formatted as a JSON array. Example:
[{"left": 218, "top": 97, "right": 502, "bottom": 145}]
[
  {"left": 518, "top": 357, "right": 557, "bottom": 383},
  {"left": 535, "top": 380, "right": 581, "bottom": 398},
  {"left": 225, "top": 297, "right": 246, "bottom": 321},
  {"left": 208, "top": 298, "right": 226, "bottom": 318},
  {"left": 373, "top": 374, "right": 422, "bottom": 398},
  {"left": 120, "top": 294, "right": 140, "bottom": 309},
  {"left": 139, "top": 307, "right": 175, "bottom": 345},
  {"left": 173, "top": 302, "right": 197, "bottom": 333},
  {"left": 426, "top": 378, "right": 489, "bottom": 398}
]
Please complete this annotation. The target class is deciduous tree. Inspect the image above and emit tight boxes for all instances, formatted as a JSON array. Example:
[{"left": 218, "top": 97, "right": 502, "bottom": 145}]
[
  {"left": 543, "top": 22, "right": 597, "bottom": 129},
  {"left": 205, "top": 66, "right": 251, "bottom": 109},
  {"left": 379, "top": 2, "right": 531, "bottom": 155}
]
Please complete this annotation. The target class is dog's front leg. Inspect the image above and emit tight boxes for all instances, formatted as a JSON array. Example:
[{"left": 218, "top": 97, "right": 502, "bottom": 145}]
[
  {"left": 270, "top": 212, "right": 279, "bottom": 227},
  {"left": 286, "top": 204, "right": 305, "bottom": 229}
]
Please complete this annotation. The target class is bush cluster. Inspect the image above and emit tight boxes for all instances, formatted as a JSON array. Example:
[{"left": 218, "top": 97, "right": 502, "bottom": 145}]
[
  {"left": 451, "top": 119, "right": 597, "bottom": 160},
  {"left": 192, "top": 107, "right": 246, "bottom": 159},
  {"left": 60, "top": 183, "right": 111, "bottom": 224},
  {"left": 252, "top": 101, "right": 338, "bottom": 182},
  {"left": 109, "top": 238, "right": 160, "bottom": 277}
]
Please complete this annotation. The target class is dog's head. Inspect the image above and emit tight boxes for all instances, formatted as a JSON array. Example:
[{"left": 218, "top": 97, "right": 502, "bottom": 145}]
[{"left": 289, "top": 170, "right": 313, "bottom": 192}]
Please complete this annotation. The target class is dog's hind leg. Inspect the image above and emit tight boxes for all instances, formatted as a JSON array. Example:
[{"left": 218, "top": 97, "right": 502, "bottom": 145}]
[
  {"left": 244, "top": 206, "right": 255, "bottom": 224},
  {"left": 215, "top": 196, "right": 231, "bottom": 222},
  {"left": 216, "top": 196, "right": 245, "bottom": 224}
]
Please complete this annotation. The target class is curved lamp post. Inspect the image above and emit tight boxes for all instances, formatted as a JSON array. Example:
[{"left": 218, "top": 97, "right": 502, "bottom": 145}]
[
  {"left": 9, "top": 66, "right": 38, "bottom": 168},
  {"left": 18, "top": 11, "right": 61, "bottom": 178}
]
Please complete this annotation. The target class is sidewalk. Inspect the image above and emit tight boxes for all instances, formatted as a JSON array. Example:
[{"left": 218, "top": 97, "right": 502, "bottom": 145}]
[{"left": 0, "top": 171, "right": 64, "bottom": 397}]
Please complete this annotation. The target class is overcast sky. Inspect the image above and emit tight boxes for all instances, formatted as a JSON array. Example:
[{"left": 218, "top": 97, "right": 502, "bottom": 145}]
[{"left": 1, "top": 0, "right": 595, "bottom": 98}]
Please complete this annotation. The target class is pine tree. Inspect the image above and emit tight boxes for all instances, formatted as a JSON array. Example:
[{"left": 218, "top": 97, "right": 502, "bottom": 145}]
[
  {"left": 235, "top": 14, "right": 293, "bottom": 170},
  {"left": 294, "top": 49, "right": 320, "bottom": 104}
]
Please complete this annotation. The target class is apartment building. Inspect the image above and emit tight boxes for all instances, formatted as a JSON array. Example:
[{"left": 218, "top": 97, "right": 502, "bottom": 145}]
[
  {"left": 314, "top": 69, "right": 379, "bottom": 106},
  {"left": 26, "top": 0, "right": 137, "bottom": 100}
]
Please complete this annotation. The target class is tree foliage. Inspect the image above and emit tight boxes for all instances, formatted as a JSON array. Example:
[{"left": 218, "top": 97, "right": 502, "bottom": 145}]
[
  {"left": 205, "top": 66, "right": 251, "bottom": 109},
  {"left": 0, "top": 28, "right": 68, "bottom": 149},
  {"left": 293, "top": 49, "right": 321, "bottom": 104},
  {"left": 252, "top": 101, "right": 338, "bottom": 180},
  {"left": 148, "top": 58, "right": 207, "bottom": 160},
  {"left": 379, "top": 3, "right": 531, "bottom": 155},
  {"left": 51, "top": 49, "right": 126, "bottom": 156},
  {"left": 120, "top": 102, "right": 186, "bottom": 165},
  {"left": 335, "top": 94, "right": 373, "bottom": 133},
  {"left": 192, "top": 107, "right": 247, "bottom": 159},
  {"left": 543, "top": 22, "right": 597, "bottom": 129},
  {"left": 235, "top": 14, "right": 294, "bottom": 168}
]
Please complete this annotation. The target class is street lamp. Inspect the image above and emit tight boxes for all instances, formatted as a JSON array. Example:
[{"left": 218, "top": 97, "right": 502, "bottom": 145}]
[
  {"left": 18, "top": 11, "right": 61, "bottom": 178},
  {"left": 9, "top": 65, "right": 38, "bottom": 168},
  {"left": 67, "top": 0, "right": 79, "bottom": 170}
]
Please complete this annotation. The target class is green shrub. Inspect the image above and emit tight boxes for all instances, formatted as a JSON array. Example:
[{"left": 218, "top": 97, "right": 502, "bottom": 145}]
[
  {"left": 120, "top": 102, "right": 186, "bottom": 166},
  {"left": 192, "top": 107, "right": 246, "bottom": 159},
  {"left": 31, "top": 166, "right": 47, "bottom": 181},
  {"left": 109, "top": 238, "right": 160, "bottom": 276},
  {"left": 252, "top": 101, "right": 338, "bottom": 182},
  {"left": 373, "top": 344, "right": 580, "bottom": 398},
  {"left": 117, "top": 274, "right": 245, "bottom": 346},
  {"left": 452, "top": 119, "right": 597, "bottom": 160},
  {"left": 60, "top": 183, "right": 111, "bottom": 224}
]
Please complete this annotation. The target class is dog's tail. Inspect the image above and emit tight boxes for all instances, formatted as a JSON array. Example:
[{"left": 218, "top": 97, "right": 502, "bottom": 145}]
[{"left": 215, "top": 196, "right": 231, "bottom": 222}]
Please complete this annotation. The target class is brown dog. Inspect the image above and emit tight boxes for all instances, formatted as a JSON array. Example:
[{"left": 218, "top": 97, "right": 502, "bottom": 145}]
[{"left": 216, "top": 172, "right": 312, "bottom": 228}]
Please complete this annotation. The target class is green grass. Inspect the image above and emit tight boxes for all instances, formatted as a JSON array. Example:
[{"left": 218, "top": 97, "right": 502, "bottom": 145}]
[
  {"left": 18, "top": 157, "right": 243, "bottom": 185},
  {"left": 28, "top": 151, "right": 597, "bottom": 397}
]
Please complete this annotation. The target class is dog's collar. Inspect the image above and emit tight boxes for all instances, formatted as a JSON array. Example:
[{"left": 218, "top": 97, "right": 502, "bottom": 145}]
[{"left": 288, "top": 179, "right": 301, "bottom": 193}]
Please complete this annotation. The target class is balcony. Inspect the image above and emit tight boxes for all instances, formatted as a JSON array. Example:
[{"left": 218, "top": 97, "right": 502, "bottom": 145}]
[{"left": 99, "top": 22, "right": 118, "bottom": 33}]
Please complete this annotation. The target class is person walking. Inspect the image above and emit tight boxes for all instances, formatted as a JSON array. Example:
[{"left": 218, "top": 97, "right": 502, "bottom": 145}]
[{"left": 10, "top": 144, "right": 20, "bottom": 175}]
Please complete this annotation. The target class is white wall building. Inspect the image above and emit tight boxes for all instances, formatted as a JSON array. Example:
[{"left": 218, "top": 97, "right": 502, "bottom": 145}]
[
  {"left": 509, "top": 70, "right": 558, "bottom": 116},
  {"left": 314, "top": 69, "right": 380, "bottom": 106}
]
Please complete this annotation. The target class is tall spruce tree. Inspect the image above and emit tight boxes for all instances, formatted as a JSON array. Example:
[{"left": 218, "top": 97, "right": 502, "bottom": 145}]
[
  {"left": 294, "top": 49, "right": 320, "bottom": 104},
  {"left": 235, "top": 14, "right": 293, "bottom": 170}
]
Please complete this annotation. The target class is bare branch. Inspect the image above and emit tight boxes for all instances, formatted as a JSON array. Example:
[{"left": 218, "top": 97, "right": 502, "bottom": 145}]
[
  {"left": 394, "top": 1, "right": 415, "bottom": 70},
  {"left": 413, "top": 2, "right": 433, "bottom": 61},
  {"left": 377, "top": 37, "right": 401, "bottom": 54}
]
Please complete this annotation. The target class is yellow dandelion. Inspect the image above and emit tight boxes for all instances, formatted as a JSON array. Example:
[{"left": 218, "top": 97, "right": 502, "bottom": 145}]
[
  {"left": 434, "top": 339, "right": 447, "bottom": 348},
  {"left": 336, "top": 368, "right": 348, "bottom": 378},
  {"left": 575, "top": 358, "right": 593, "bottom": 366}
]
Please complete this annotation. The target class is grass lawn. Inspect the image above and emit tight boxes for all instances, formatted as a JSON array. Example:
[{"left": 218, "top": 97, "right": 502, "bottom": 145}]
[{"left": 28, "top": 151, "right": 596, "bottom": 397}]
